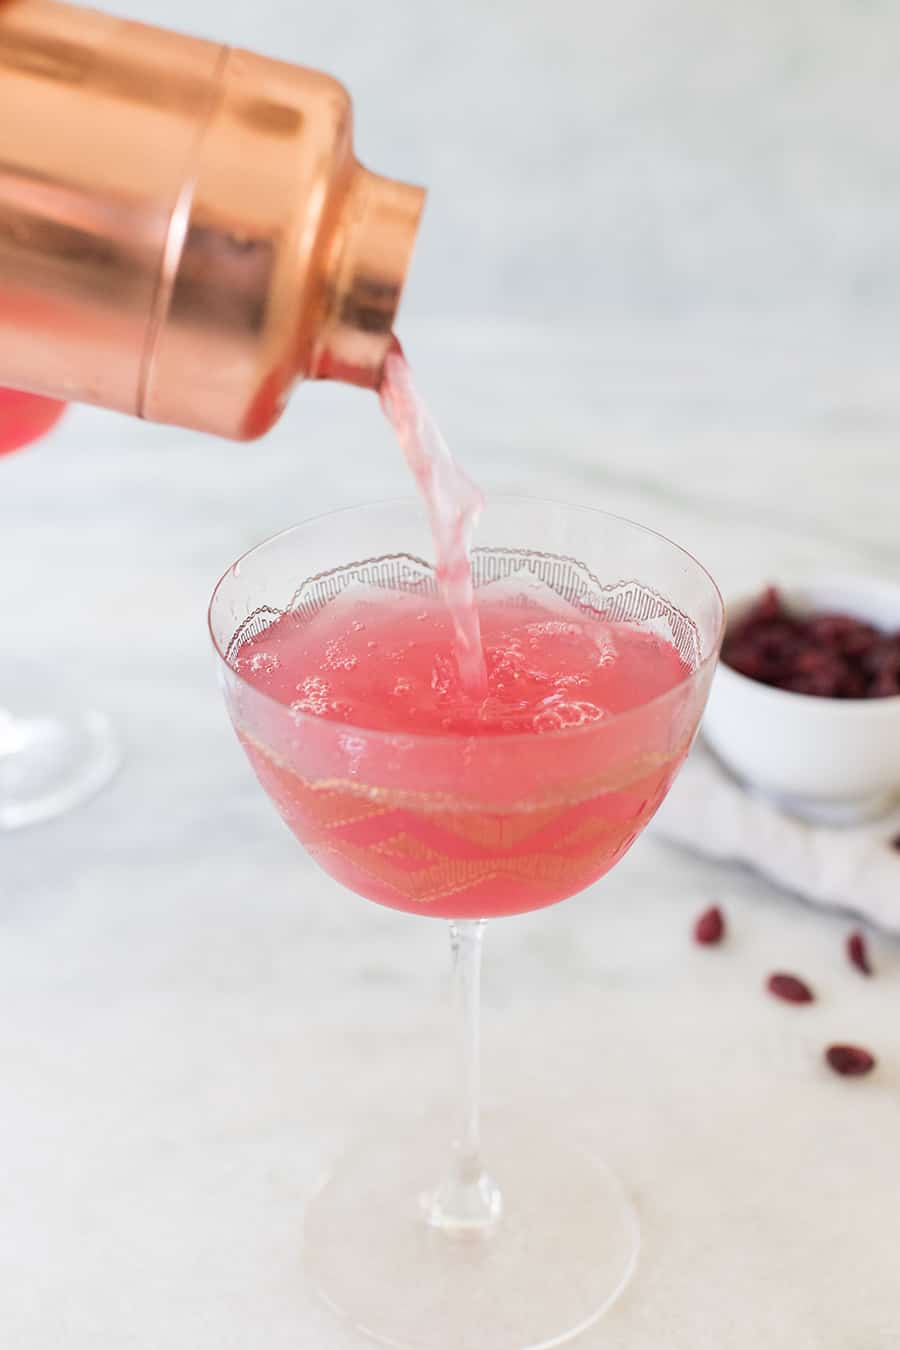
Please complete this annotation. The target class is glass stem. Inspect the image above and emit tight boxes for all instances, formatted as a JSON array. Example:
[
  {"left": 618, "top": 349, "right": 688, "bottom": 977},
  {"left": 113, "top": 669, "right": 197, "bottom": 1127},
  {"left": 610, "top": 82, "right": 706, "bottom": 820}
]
[
  {"left": 426, "top": 918, "right": 502, "bottom": 1233},
  {"left": 0, "top": 706, "right": 27, "bottom": 758}
]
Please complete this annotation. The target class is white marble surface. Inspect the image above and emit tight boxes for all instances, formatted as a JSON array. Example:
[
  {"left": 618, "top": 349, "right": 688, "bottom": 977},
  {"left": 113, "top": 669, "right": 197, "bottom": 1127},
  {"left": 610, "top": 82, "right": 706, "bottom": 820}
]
[{"left": 3, "top": 319, "right": 900, "bottom": 1347}]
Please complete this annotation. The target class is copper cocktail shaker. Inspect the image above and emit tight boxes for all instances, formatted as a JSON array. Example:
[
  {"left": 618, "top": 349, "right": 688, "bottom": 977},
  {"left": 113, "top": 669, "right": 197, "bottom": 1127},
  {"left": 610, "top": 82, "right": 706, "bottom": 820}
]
[{"left": 0, "top": 0, "right": 424, "bottom": 439}]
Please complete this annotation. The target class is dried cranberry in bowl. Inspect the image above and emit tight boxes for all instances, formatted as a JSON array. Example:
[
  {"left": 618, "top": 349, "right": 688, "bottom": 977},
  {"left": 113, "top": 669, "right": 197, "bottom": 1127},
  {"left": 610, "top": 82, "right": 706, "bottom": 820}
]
[{"left": 723, "top": 587, "right": 900, "bottom": 700}]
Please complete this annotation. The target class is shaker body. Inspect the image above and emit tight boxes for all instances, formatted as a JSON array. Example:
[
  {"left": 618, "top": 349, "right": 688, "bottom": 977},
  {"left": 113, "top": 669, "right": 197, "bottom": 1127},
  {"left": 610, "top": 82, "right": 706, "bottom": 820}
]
[{"left": 0, "top": 0, "right": 423, "bottom": 438}]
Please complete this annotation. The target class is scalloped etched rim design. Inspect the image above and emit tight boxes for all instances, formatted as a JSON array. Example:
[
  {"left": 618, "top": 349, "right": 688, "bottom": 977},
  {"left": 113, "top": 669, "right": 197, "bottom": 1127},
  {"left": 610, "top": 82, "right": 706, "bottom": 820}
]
[{"left": 226, "top": 547, "right": 701, "bottom": 669}]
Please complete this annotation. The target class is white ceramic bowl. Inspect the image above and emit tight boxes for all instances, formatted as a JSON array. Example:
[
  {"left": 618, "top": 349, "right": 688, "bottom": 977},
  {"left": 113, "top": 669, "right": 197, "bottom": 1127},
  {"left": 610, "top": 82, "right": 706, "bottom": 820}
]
[{"left": 703, "top": 577, "right": 900, "bottom": 824}]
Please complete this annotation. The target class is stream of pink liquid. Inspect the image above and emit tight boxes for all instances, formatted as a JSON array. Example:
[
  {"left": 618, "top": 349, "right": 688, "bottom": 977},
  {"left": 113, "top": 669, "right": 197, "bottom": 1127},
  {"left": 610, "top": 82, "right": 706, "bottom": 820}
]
[{"left": 378, "top": 342, "right": 487, "bottom": 693}]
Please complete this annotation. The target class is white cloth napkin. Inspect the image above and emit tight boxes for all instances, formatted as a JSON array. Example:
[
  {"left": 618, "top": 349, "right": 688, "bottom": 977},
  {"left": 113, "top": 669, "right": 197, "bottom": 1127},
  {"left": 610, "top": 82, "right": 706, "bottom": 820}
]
[{"left": 651, "top": 741, "right": 900, "bottom": 934}]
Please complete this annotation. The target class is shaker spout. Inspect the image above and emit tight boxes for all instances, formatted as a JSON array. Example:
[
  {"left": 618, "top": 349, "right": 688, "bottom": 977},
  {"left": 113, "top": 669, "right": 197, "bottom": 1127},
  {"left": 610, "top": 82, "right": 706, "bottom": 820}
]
[{"left": 310, "top": 166, "right": 426, "bottom": 390}]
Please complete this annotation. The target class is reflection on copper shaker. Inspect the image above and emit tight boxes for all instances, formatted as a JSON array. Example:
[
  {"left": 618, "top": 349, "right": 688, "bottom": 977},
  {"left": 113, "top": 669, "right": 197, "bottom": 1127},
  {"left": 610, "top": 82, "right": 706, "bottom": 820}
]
[{"left": 0, "top": 0, "right": 424, "bottom": 438}]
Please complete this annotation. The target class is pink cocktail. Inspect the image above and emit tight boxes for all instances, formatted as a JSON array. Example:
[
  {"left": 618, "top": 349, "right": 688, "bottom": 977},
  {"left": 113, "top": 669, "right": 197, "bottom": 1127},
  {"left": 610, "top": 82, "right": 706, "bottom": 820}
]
[
  {"left": 209, "top": 497, "right": 723, "bottom": 1350},
  {"left": 0, "top": 388, "right": 65, "bottom": 455},
  {"left": 235, "top": 589, "right": 692, "bottom": 920}
]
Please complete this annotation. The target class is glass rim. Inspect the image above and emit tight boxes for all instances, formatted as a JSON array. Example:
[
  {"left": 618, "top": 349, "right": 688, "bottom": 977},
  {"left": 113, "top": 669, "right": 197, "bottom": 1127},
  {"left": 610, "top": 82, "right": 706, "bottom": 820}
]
[{"left": 208, "top": 494, "right": 725, "bottom": 748}]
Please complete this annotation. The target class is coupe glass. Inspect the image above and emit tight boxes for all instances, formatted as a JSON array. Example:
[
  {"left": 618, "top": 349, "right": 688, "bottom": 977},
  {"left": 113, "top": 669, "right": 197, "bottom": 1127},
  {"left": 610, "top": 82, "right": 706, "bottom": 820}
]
[
  {"left": 0, "top": 391, "right": 120, "bottom": 828},
  {"left": 0, "top": 662, "right": 120, "bottom": 830},
  {"left": 209, "top": 498, "right": 724, "bottom": 1350}
]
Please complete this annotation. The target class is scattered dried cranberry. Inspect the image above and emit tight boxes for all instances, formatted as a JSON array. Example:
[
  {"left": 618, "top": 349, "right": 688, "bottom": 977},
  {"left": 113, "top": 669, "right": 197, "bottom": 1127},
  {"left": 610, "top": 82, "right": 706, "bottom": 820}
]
[
  {"left": 723, "top": 587, "right": 900, "bottom": 700},
  {"left": 825, "top": 1044, "right": 876, "bottom": 1077},
  {"left": 891, "top": 833, "right": 900, "bottom": 853},
  {"left": 846, "top": 930, "right": 873, "bottom": 976},
  {"left": 693, "top": 905, "right": 725, "bottom": 945},
  {"left": 767, "top": 972, "right": 815, "bottom": 1004}
]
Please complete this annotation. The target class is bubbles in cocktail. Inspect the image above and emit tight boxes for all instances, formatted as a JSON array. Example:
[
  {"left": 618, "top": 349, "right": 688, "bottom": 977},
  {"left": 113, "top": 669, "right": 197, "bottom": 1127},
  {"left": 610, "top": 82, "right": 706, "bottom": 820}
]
[
  {"left": 291, "top": 675, "right": 331, "bottom": 716},
  {"left": 236, "top": 587, "right": 685, "bottom": 738},
  {"left": 321, "top": 638, "right": 359, "bottom": 672},
  {"left": 247, "top": 651, "right": 280, "bottom": 676},
  {"left": 531, "top": 694, "right": 607, "bottom": 734}
]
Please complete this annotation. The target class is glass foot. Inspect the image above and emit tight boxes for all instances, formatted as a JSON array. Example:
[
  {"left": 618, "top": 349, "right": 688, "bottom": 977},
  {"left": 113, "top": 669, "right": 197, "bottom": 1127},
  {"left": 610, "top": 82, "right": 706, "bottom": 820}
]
[
  {"left": 305, "top": 1113, "right": 639, "bottom": 1350},
  {"left": 0, "top": 706, "right": 120, "bottom": 830}
]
